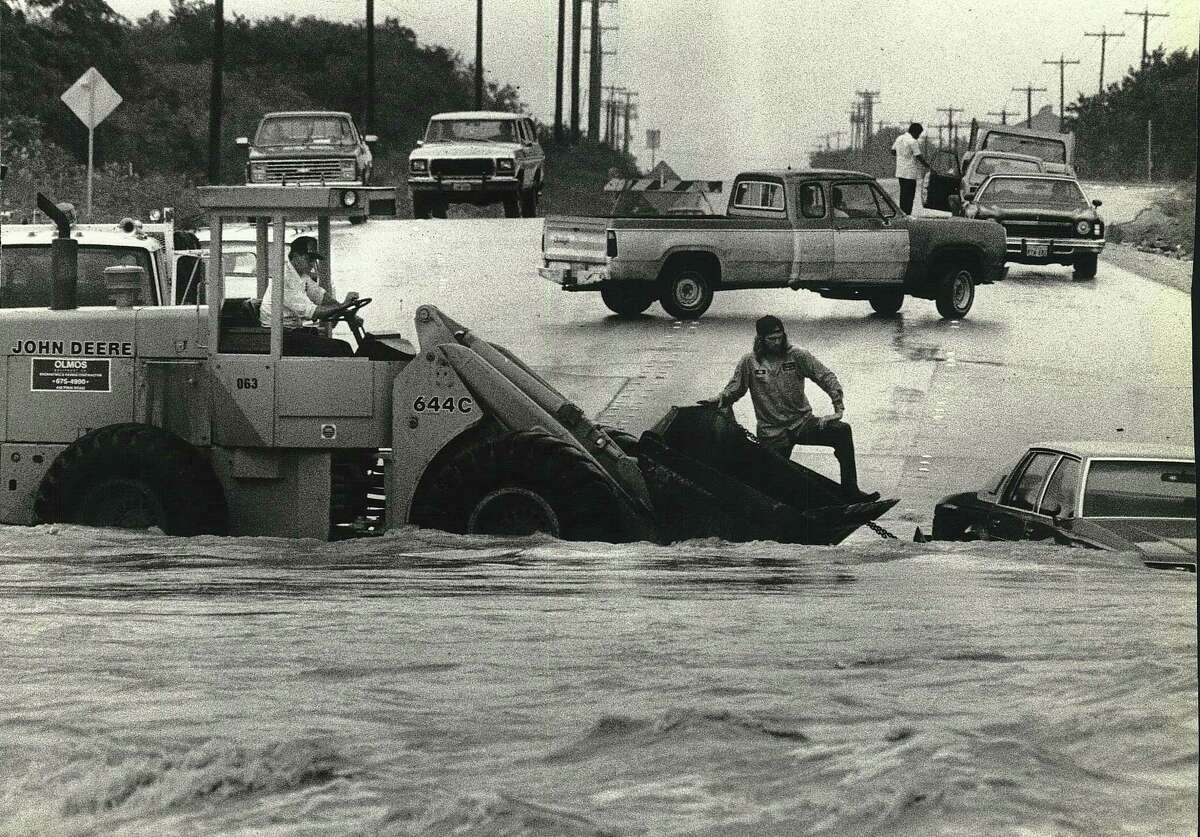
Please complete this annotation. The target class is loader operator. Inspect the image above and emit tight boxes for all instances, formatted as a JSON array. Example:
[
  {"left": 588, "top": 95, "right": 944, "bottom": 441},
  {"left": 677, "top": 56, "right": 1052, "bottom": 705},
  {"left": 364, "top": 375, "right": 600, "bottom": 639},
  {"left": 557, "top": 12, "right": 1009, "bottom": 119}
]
[
  {"left": 260, "top": 236, "right": 359, "bottom": 357},
  {"left": 703, "top": 315, "right": 879, "bottom": 502}
]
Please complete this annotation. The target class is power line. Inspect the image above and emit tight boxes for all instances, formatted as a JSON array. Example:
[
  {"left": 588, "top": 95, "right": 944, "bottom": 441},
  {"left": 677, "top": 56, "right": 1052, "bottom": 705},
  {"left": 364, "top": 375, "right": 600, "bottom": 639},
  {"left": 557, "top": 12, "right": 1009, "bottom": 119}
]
[
  {"left": 1125, "top": 6, "right": 1170, "bottom": 67},
  {"left": 1084, "top": 28, "right": 1126, "bottom": 95},
  {"left": 987, "top": 108, "right": 1013, "bottom": 125},
  {"left": 1042, "top": 54, "right": 1080, "bottom": 131},
  {"left": 1012, "top": 83, "right": 1047, "bottom": 127}
]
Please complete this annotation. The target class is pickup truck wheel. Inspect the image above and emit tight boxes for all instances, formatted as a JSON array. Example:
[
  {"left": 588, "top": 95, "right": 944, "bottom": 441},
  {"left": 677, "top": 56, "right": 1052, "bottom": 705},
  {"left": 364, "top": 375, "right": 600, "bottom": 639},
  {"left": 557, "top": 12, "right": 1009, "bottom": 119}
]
[
  {"left": 502, "top": 195, "right": 521, "bottom": 218},
  {"left": 934, "top": 264, "right": 976, "bottom": 319},
  {"left": 410, "top": 429, "right": 620, "bottom": 540},
  {"left": 868, "top": 291, "right": 905, "bottom": 315},
  {"left": 34, "top": 423, "right": 227, "bottom": 535},
  {"left": 660, "top": 267, "right": 714, "bottom": 320},
  {"left": 601, "top": 284, "right": 655, "bottom": 316},
  {"left": 1072, "top": 254, "right": 1098, "bottom": 280},
  {"left": 348, "top": 214, "right": 368, "bottom": 225}
]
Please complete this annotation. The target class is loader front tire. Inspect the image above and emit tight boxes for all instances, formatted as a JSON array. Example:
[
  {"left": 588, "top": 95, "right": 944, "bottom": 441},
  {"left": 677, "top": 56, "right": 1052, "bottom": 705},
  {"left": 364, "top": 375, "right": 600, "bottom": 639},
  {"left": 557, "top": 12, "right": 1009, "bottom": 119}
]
[
  {"left": 410, "top": 429, "right": 620, "bottom": 541},
  {"left": 34, "top": 423, "right": 227, "bottom": 535}
]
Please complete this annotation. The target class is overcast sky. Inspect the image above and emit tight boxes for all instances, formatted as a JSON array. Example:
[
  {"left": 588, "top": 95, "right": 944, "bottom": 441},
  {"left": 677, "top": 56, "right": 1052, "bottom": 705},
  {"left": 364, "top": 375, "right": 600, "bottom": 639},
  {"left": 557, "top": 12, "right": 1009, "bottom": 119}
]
[{"left": 104, "top": 0, "right": 1198, "bottom": 178}]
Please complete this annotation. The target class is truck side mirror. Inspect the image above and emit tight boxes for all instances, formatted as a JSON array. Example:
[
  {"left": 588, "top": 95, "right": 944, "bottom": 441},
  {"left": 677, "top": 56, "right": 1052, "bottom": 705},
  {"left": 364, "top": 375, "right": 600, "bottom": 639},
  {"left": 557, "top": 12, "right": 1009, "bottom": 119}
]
[
  {"left": 415, "top": 139, "right": 425, "bottom": 147},
  {"left": 1092, "top": 199, "right": 1103, "bottom": 207},
  {"left": 235, "top": 137, "right": 249, "bottom": 146}
]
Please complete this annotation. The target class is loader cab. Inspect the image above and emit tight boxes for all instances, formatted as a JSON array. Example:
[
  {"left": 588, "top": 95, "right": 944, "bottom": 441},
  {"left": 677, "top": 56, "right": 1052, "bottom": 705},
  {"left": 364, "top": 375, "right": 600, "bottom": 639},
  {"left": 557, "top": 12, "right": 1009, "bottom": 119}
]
[{"left": 194, "top": 184, "right": 407, "bottom": 452}]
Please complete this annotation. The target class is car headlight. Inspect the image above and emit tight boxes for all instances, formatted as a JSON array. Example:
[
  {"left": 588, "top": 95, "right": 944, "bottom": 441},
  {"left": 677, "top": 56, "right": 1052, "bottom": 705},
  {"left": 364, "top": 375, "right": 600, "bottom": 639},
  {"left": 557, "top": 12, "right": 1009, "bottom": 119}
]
[
  {"left": 495, "top": 158, "right": 515, "bottom": 174},
  {"left": 1075, "top": 220, "right": 1090, "bottom": 236},
  {"left": 1093, "top": 222, "right": 1104, "bottom": 237},
  {"left": 339, "top": 160, "right": 357, "bottom": 178},
  {"left": 249, "top": 163, "right": 266, "bottom": 183},
  {"left": 409, "top": 159, "right": 428, "bottom": 174},
  {"left": 341, "top": 189, "right": 359, "bottom": 207}
]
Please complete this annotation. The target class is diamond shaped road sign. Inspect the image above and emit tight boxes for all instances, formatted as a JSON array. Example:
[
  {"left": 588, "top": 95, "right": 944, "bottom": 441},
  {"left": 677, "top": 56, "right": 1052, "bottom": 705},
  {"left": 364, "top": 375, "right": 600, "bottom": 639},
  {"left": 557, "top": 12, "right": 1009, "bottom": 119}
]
[{"left": 61, "top": 67, "right": 122, "bottom": 129}]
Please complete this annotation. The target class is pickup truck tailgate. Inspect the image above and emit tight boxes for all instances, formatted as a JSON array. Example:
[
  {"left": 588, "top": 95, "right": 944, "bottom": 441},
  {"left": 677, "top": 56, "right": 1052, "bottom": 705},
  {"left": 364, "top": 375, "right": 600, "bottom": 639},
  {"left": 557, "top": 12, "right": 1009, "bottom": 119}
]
[{"left": 542, "top": 216, "right": 609, "bottom": 265}]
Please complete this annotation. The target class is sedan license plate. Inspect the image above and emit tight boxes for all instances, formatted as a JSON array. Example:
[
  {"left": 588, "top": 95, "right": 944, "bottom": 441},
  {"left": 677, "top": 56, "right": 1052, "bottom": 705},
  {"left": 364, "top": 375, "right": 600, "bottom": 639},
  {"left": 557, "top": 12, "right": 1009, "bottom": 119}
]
[
  {"left": 1026, "top": 242, "right": 1048, "bottom": 258},
  {"left": 451, "top": 182, "right": 473, "bottom": 191}
]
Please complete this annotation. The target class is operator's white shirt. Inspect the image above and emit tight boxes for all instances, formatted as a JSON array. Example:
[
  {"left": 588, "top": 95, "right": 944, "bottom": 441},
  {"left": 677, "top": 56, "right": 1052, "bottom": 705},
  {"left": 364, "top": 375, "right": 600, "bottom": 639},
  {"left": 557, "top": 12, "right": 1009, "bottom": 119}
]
[
  {"left": 891, "top": 133, "right": 923, "bottom": 180},
  {"left": 260, "top": 260, "right": 323, "bottom": 328}
]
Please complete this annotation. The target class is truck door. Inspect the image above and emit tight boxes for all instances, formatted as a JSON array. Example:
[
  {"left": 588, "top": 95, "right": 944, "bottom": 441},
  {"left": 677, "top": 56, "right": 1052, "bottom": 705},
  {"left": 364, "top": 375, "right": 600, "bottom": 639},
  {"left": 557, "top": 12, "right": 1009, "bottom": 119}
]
[
  {"left": 790, "top": 182, "right": 833, "bottom": 284},
  {"left": 724, "top": 178, "right": 793, "bottom": 285},
  {"left": 830, "top": 181, "right": 909, "bottom": 282},
  {"left": 924, "top": 150, "right": 962, "bottom": 212}
]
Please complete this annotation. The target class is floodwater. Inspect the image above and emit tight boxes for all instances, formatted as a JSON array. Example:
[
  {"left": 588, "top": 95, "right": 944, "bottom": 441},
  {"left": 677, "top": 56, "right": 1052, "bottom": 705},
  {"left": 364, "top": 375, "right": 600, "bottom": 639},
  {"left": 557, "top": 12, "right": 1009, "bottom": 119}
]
[{"left": 0, "top": 524, "right": 1194, "bottom": 836}]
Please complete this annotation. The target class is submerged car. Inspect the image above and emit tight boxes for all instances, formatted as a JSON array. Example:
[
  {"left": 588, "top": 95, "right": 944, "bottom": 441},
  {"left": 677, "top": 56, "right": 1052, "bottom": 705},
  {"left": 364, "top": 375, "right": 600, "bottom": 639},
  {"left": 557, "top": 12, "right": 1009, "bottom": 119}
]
[
  {"left": 961, "top": 173, "right": 1105, "bottom": 279},
  {"left": 927, "top": 441, "right": 1196, "bottom": 571}
]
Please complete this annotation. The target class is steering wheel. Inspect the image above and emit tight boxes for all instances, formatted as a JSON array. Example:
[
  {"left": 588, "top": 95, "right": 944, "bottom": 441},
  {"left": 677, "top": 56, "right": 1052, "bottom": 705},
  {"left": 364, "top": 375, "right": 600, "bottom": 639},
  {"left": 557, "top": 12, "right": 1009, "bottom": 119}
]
[{"left": 314, "top": 296, "right": 372, "bottom": 323}]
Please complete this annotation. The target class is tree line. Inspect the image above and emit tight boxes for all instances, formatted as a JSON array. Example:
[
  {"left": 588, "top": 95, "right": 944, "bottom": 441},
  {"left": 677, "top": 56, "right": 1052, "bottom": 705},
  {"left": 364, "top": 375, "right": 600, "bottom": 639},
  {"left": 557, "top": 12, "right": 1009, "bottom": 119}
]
[{"left": 809, "top": 48, "right": 1196, "bottom": 183}]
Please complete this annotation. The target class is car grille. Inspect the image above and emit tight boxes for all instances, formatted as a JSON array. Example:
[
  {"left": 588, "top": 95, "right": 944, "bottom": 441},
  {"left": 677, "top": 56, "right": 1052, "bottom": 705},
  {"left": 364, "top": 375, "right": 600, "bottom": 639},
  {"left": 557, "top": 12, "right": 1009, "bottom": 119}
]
[
  {"left": 261, "top": 159, "right": 350, "bottom": 183},
  {"left": 1002, "top": 220, "right": 1080, "bottom": 239},
  {"left": 430, "top": 158, "right": 495, "bottom": 178}
]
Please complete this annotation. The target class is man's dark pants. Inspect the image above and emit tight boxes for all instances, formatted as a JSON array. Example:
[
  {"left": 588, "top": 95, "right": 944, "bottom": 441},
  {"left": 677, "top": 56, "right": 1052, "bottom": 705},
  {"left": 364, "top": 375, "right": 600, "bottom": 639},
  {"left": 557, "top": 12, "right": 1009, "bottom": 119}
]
[
  {"left": 765, "top": 419, "right": 861, "bottom": 493},
  {"left": 898, "top": 178, "right": 917, "bottom": 214}
]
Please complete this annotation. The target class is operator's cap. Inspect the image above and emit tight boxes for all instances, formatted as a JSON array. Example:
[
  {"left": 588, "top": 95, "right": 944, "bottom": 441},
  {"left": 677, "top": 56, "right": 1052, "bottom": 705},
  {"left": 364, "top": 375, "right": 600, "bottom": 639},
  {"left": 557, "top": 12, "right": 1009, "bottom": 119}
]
[
  {"left": 756, "top": 314, "right": 784, "bottom": 336},
  {"left": 289, "top": 235, "right": 322, "bottom": 260}
]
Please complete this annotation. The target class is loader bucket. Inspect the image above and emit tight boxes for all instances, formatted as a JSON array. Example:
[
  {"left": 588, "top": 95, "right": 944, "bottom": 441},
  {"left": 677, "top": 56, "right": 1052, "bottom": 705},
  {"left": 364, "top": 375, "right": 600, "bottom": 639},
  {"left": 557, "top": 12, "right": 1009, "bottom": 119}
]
[{"left": 636, "top": 405, "right": 898, "bottom": 544}]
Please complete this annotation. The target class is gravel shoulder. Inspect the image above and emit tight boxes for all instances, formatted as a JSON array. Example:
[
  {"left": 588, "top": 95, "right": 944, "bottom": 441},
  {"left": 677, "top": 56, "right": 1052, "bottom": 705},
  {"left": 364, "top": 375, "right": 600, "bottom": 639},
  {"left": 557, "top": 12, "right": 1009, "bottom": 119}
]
[{"left": 1100, "top": 243, "right": 1193, "bottom": 294}]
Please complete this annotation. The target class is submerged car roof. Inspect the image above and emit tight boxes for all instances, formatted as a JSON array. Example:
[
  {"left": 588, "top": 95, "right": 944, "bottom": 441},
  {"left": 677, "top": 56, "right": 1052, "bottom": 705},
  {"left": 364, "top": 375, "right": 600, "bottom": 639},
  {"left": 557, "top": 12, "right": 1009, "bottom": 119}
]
[
  {"left": 260, "top": 111, "right": 353, "bottom": 119},
  {"left": 1032, "top": 440, "right": 1195, "bottom": 461}
]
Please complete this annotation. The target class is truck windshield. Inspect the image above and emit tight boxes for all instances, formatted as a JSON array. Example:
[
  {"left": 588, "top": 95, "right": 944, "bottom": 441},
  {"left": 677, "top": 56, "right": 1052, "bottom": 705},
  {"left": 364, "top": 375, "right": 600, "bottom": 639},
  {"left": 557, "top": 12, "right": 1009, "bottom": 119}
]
[
  {"left": 1, "top": 245, "right": 156, "bottom": 308},
  {"left": 255, "top": 116, "right": 356, "bottom": 146},
  {"left": 1082, "top": 459, "right": 1196, "bottom": 518},
  {"left": 976, "top": 177, "right": 1087, "bottom": 208},
  {"left": 981, "top": 133, "right": 1066, "bottom": 164},
  {"left": 425, "top": 120, "right": 517, "bottom": 143}
]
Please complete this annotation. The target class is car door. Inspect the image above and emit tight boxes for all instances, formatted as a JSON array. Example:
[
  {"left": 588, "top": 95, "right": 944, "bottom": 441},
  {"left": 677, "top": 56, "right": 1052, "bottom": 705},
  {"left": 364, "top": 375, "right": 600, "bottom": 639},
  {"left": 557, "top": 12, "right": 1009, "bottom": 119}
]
[
  {"left": 987, "top": 451, "right": 1060, "bottom": 540},
  {"left": 925, "top": 149, "right": 962, "bottom": 212},
  {"left": 1030, "top": 456, "right": 1082, "bottom": 543},
  {"left": 830, "top": 181, "right": 909, "bottom": 282}
]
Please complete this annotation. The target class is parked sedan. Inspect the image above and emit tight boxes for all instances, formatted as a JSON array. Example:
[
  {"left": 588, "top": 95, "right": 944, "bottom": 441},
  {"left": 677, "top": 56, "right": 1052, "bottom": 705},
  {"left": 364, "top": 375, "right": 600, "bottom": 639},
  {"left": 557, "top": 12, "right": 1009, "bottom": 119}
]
[
  {"left": 926, "top": 441, "right": 1196, "bottom": 571},
  {"left": 962, "top": 173, "right": 1105, "bottom": 279}
]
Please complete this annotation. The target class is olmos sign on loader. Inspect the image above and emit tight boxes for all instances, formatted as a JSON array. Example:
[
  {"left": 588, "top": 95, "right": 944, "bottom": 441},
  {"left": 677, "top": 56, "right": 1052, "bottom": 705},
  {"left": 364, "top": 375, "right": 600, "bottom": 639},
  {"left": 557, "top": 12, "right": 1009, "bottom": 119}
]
[{"left": 0, "top": 185, "right": 895, "bottom": 543}]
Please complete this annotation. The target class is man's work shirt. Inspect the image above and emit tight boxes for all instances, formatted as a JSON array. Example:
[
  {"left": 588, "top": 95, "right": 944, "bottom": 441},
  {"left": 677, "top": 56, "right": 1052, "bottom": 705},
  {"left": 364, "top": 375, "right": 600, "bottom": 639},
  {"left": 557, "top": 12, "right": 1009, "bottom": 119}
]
[
  {"left": 719, "top": 347, "right": 843, "bottom": 446},
  {"left": 260, "top": 261, "right": 324, "bottom": 328},
  {"left": 891, "top": 133, "right": 923, "bottom": 180}
]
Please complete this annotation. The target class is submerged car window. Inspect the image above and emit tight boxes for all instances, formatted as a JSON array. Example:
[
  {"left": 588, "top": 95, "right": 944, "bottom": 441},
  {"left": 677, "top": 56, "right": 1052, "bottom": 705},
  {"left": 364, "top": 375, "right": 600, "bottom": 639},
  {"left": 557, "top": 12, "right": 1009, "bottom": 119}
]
[
  {"left": 1, "top": 245, "right": 155, "bottom": 307},
  {"left": 1038, "top": 457, "right": 1081, "bottom": 517},
  {"left": 426, "top": 120, "right": 517, "bottom": 143},
  {"left": 977, "top": 178, "right": 1088, "bottom": 208},
  {"left": 1003, "top": 452, "right": 1059, "bottom": 511},
  {"left": 798, "top": 184, "right": 826, "bottom": 218},
  {"left": 981, "top": 133, "right": 1066, "bottom": 164},
  {"left": 257, "top": 117, "right": 355, "bottom": 146},
  {"left": 1083, "top": 460, "right": 1196, "bottom": 518}
]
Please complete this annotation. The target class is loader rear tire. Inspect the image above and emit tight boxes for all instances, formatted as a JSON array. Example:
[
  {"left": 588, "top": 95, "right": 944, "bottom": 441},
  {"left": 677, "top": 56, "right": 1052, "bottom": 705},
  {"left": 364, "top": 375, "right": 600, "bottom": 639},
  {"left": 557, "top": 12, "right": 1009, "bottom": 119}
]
[
  {"left": 410, "top": 429, "right": 620, "bottom": 540},
  {"left": 34, "top": 423, "right": 227, "bottom": 535}
]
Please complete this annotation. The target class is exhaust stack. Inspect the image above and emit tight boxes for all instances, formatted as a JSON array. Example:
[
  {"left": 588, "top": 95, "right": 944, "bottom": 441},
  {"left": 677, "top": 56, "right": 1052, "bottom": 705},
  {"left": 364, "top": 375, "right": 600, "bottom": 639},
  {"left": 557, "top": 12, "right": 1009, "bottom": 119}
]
[{"left": 36, "top": 193, "right": 77, "bottom": 311}]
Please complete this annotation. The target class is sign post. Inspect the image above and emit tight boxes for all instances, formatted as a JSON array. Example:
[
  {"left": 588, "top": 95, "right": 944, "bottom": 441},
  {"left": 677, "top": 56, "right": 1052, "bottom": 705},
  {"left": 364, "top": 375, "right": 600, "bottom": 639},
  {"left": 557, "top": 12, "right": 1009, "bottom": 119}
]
[{"left": 60, "top": 67, "right": 123, "bottom": 219}]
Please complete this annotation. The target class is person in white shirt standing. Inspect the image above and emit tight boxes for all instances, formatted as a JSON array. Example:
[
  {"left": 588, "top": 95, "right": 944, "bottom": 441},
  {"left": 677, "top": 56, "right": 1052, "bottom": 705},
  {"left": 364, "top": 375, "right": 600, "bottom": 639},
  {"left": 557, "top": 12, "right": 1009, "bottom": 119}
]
[
  {"left": 890, "top": 123, "right": 931, "bottom": 214},
  {"left": 260, "top": 235, "right": 359, "bottom": 356}
]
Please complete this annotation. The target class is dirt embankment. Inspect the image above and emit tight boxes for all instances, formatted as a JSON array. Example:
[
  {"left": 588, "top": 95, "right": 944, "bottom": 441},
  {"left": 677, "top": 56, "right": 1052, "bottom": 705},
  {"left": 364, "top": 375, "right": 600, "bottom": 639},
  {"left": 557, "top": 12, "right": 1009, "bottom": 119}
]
[{"left": 1109, "top": 186, "right": 1195, "bottom": 257}]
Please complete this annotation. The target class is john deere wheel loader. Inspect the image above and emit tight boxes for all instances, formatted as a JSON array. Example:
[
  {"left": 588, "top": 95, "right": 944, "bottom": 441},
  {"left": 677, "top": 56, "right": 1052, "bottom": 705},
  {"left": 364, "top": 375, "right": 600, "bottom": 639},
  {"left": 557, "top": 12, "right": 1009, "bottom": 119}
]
[{"left": 0, "top": 185, "right": 895, "bottom": 542}]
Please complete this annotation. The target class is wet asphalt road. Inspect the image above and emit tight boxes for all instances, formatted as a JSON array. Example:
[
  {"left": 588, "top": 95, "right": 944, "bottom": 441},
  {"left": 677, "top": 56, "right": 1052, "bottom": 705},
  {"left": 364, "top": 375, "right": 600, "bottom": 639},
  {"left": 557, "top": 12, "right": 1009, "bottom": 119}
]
[{"left": 332, "top": 198, "right": 1191, "bottom": 540}]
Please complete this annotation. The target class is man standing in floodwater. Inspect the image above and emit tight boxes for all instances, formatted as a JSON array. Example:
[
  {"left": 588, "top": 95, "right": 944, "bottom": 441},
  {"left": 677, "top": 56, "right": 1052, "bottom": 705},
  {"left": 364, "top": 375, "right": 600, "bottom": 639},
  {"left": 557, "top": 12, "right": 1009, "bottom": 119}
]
[
  {"left": 890, "top": 122, "right": 931, "bottom": 214},
  {"left": 703, "top": 315, "right": 879, "bottom": 501}
]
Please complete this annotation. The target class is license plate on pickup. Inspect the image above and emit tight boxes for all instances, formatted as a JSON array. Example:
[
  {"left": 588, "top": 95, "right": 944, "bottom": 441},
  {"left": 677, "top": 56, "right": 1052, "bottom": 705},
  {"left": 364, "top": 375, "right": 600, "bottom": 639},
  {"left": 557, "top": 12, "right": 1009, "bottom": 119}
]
[
  {"left": 451, "top": 182, "right": 473, "bottom": 191},
  {"left": 1026, "top": 242, "right": 1048, "bottom": 257}
]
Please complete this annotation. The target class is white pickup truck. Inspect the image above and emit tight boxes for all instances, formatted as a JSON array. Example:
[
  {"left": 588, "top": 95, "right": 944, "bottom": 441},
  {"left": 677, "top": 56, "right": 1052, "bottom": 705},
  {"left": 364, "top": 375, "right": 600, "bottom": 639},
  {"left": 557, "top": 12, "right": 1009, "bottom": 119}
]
[{"left": 540, "top": 168, "right": 1008, "bottom": 320}]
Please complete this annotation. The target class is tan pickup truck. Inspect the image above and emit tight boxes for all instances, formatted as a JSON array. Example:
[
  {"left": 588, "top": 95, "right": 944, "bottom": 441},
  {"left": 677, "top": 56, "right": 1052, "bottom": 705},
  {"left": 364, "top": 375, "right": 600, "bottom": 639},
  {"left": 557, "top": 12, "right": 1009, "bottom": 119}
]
[{"left": 539, "top": 168, "right": 1007, "bottom": 320}]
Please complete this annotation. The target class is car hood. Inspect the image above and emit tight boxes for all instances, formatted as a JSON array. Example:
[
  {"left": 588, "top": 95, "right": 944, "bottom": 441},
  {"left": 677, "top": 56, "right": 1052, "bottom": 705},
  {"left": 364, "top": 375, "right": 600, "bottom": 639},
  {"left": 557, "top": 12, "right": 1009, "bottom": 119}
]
[{"left": 410, "top": 142, "right": 521, "bottom": 160}]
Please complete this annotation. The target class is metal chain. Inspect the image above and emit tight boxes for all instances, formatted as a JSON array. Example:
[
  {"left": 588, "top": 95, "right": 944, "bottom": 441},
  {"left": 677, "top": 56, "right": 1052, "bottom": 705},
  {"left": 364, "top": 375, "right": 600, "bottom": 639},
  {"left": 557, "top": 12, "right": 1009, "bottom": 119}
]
[{"left": 865, "top": 519, "right": 898, "bottom": 539}]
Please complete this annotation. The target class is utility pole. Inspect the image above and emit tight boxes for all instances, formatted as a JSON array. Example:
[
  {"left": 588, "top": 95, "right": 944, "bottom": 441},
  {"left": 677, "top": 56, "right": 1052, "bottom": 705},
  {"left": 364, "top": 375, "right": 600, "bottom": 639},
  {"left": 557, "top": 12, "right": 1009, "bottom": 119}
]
[
  {"left": 1012, "top": 84, "right": 1047, "bottom": 127},
  {"left": 1125, "top": 6, "right": 1169, "bottom": 67},
  {"left": 856, "top": 90, "right": 880, "bottom": 144},
  {"left": 554, "top": 0, "right": 565, "bottom": 142},
  {"left": 207, "top": 0, "right": 223, "bottom": 185},
  {"left": 1085, "top": 28, "right": 1125, "bottom": 95},
  {"left": 474, "top": 0, "right": 483, "bottom": 109},
  {"left": 570, "top": 0, "right": 581, "bottom": 139},
  {"left": 621, "top": 89, "right": 637, "bottom": 154},
  {"left": 587, "top": 0, "right": 601, "bottom": 140},
  {"left": 365, "top": 0, "right": 374, "bottom": 133},
  {"left": 832, "top": 130, "right": 844, "bottom": 150},
  {"left": 1043, "top": 54, "right": 1080, "bottom": 131},
  {"left": 987, "top": 108, "right": 1012, "bottom": 125},
  {"left": 937, "top": 105, "right": 960, "bottom": 150},
  {"left": 602, "top": 84, "right": 623, "bottom": 146}
]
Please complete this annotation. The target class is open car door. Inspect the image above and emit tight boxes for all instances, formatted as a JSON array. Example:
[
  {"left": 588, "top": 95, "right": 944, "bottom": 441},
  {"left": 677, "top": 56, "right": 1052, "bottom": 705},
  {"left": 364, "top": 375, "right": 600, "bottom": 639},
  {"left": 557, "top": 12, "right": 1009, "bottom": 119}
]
[{"left": 924, "top": 149, "right": 961, "bottom": 213}]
